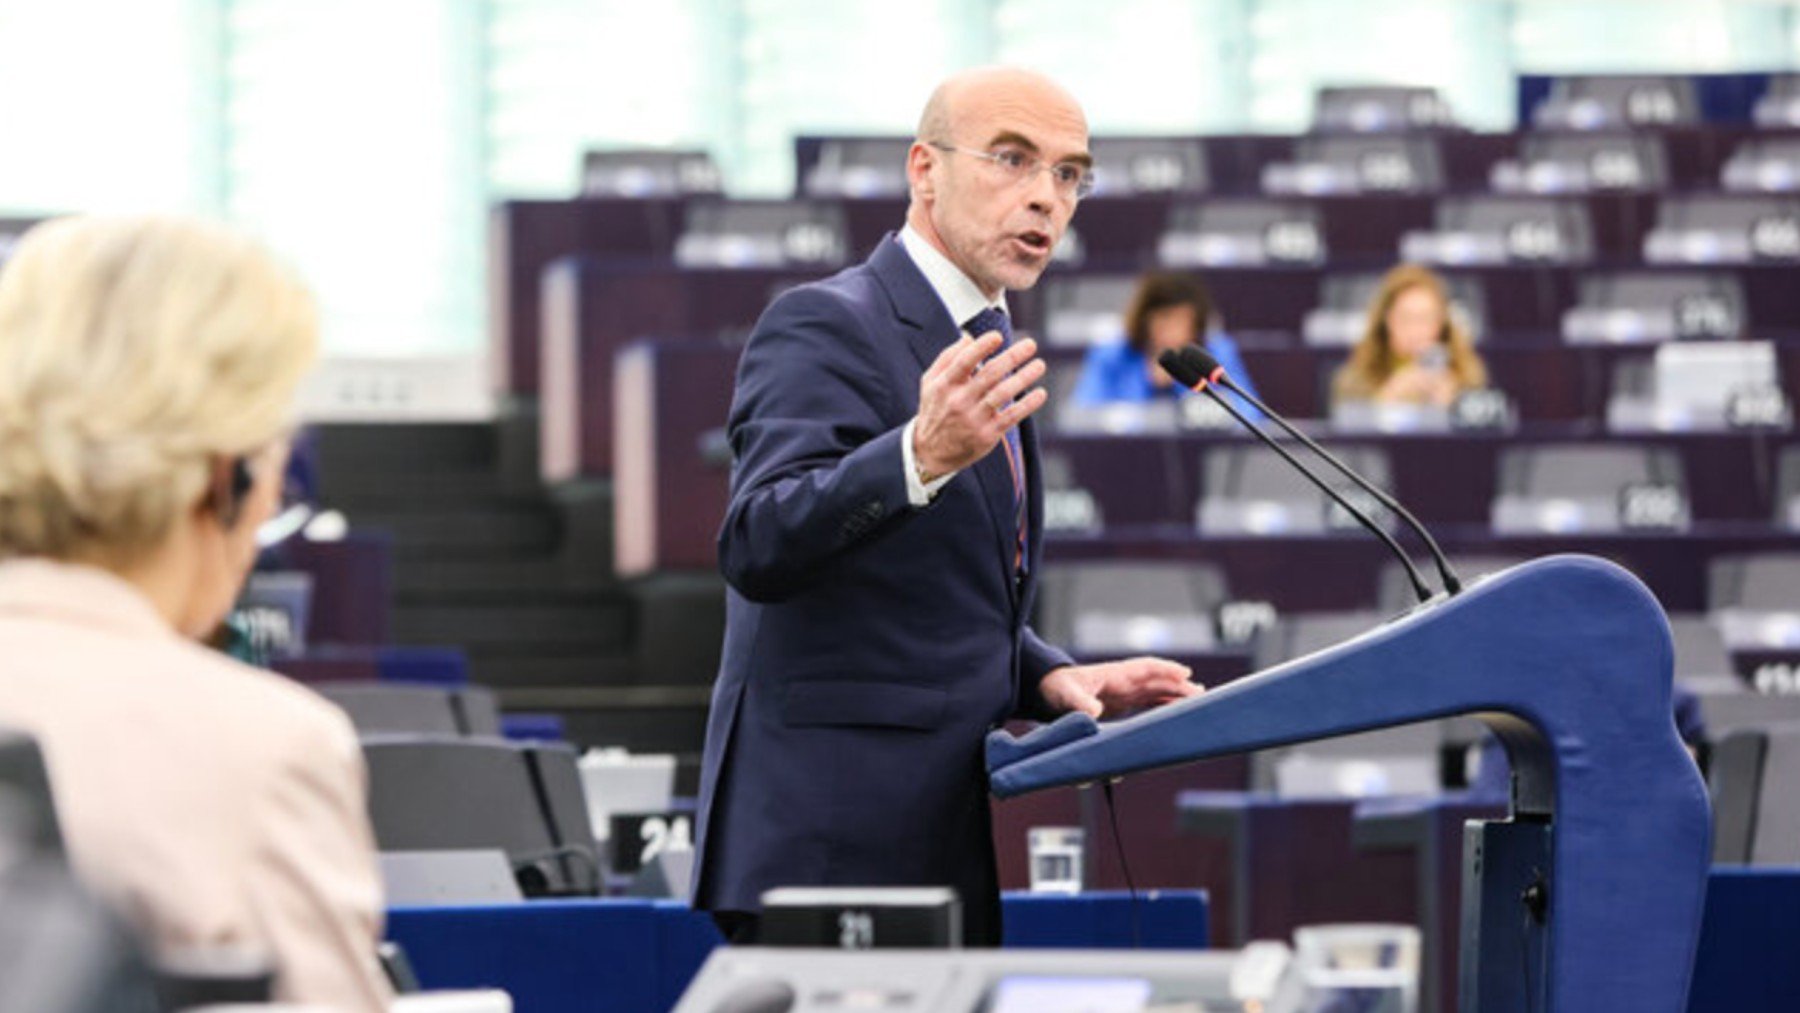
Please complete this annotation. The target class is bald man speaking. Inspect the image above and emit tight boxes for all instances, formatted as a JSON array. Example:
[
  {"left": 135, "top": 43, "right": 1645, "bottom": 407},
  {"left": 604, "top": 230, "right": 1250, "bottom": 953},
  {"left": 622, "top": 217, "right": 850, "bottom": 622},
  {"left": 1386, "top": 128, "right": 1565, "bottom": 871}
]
[{"left": 692, "top": 68, "right": 1200, "bottom": 945}]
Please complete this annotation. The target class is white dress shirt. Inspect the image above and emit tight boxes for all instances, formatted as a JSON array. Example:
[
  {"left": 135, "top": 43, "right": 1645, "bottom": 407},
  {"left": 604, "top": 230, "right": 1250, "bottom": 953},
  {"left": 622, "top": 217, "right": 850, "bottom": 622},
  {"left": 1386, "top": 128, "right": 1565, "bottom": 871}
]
[{"left": 896, "top": 224, "right": 1011, "bottom": 506}]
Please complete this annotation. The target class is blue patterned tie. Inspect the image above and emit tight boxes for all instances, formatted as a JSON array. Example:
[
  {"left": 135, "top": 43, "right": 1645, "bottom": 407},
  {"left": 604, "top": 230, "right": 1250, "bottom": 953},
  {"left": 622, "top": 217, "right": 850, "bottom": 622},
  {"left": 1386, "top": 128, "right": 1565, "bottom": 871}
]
[{"left": 964, "top": 307, "right": 1028, "bottom": 576}]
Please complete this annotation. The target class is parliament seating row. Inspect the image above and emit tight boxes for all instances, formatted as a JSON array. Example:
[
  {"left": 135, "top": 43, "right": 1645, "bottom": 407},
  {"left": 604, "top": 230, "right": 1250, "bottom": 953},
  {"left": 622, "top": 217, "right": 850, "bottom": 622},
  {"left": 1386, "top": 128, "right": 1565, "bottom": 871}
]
[
  {"left": 541, "top": 257, "right": 1800, "bottom": 481},
  {"left": 667, "top": 193, "right": 1800, "bottom": 273},
  {"left": 796, "top": 73, "right": 1800, "bottom": 197},
  {"left": 796, "top": 130, "right": 1800, "bottom": 203},
  {"left": 364, "top": 736, "right": 602, "bottom": 898},
  {"left": 320, "top": 683, "right": 502, "bottom": 739},
  {"left": 804, "top": 132, "right": 1800, "bottom": 199},
  {"left": 1064, "top": 569, "right": 1794, "bottom": 659},
  {"left": 504, "top": 74, "right": 1800, "bottom": 404},
  {"left": 598, "top": 77, "right": 1800, "bottom": 207},
  {"left": 802, "top": 75, "right": 1800, "bottom": 201},
  {"left": 1018, "top": 569, "right": 1755, "bottom": 821},
  {"left": 1042, "top": 528, "right": 1794, "bottom": 615},
  {"left": 568, "top": 260, "right": 1800, "bottom": 349},
  {"left": 1044, "top": 344, "right": 1795, "bottom": 436},
  {"left": 622, "top": 124, "right": 1789, "bottom": 205},
  {"left": 344, "top": 712, "right": 690, "bottom": 901},
  {"left": 1165, "top": 632, "right": 1742, "bottom": 835},
  {"left": 1517, "top": 72, "right": 1800, "bottom": 132},
  {"left": 1034, "top": 558, "right": 1795, "bottom": 746},
  {"left": 1711, "top": 724, "right": 1800, "bottom": 866},
  {"left": 1052, "top": 266, "right": 1780, "bottom": 348},
  {"left": 612, "top": 337, "right": 1800, "bottom": 569},
  {"left": 1048, "top": 437, "right": 1796, "bottom": 533},
  {"left": 1041, "top": 552, "right": 1800, "bottom": 660},
  {"left": 497, "top": 192, "right": 1800, "bottom": 398}
]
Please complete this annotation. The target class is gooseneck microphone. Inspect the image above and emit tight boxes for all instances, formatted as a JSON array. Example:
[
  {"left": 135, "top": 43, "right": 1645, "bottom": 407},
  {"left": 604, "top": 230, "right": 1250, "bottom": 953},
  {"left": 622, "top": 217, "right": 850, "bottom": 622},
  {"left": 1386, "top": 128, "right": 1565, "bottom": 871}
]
[
  {"left": 1161, "top": 346, "right": 1462, "bottom": 600},
  {"left": 1160, "top": 349, "right": 1432, "bottom": 602}
]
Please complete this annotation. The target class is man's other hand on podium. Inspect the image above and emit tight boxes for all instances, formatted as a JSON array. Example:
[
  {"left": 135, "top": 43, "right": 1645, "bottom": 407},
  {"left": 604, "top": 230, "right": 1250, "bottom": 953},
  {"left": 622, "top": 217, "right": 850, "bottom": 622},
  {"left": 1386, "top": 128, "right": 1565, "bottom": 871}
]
[{"left": 1039, "top": 658, "right": 1201, "bottom": 719}]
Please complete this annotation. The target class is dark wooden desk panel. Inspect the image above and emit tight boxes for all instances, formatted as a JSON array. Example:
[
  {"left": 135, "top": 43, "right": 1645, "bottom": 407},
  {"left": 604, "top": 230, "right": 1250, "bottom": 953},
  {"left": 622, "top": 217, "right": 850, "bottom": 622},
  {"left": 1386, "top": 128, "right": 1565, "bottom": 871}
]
[
  {"left": 492, "top": 198, "right": 687, "bottom": 396},
  {"left": 1176, "top": 793, "right": 1418, "bottom": 947}
]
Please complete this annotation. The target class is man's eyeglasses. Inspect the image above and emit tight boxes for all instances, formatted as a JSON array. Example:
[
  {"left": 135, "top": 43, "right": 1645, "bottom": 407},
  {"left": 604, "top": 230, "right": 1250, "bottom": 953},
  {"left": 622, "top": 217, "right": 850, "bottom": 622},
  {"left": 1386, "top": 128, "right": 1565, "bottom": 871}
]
[{"left": 930, "top": 142, "right": 1096, "bottom": 200}]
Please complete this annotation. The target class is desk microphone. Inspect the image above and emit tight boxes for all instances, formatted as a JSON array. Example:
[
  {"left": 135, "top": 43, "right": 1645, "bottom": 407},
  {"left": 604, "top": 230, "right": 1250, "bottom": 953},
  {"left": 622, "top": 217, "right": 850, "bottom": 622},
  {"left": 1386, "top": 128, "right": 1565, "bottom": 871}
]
[{"left": 1160, "top": 346, "right": 1461, "bottom": 601}]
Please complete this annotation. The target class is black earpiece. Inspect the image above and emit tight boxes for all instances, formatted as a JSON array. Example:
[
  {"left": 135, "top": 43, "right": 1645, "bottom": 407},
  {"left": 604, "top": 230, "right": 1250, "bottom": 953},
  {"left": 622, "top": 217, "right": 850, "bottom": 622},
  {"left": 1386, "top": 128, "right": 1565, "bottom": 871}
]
[
  {"left": 230, "top": 458, "right": 253, "bottom": 500},
  {"left": 214, "top": 457, "right": 254, "bottom": 530}
]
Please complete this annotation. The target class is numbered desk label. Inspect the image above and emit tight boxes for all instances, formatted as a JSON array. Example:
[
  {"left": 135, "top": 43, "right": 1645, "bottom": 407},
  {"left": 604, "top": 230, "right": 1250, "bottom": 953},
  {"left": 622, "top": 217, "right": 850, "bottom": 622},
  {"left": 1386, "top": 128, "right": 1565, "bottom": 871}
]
[
  {"left": 1588, "top": 149, "right": 1645, "bottom": 189},
  {"left": 1181, "top": 396, "right": 1237, "bottom": 431},
  {"left": 609, "top": 812, "right": 693, "bottom": 875},
  {"left": 233, "top": 604, "right": 301, "bottom": 660},
  {"left": 1264, "top": 221, "right": 1323, "bottom": 264},
  {"left": 1726, "top": 384, "right": 1792, "bottom": 430},
  {"left": 1451, "top": 389, "right": 1512, "bottom": 431},
  {"left": 1505, "top": 219, "right": 1565, "bottom": 262},
  {"left": 1752, "top": 661, "right": 1800, "bottom": 696},
  {"left": 782, "top": 223, "right": 844, "bottom": 264},
  {"left": 677, "top": 159, "right": 722, "bottom": 193},
  {"left": 1043, "top": 489, "right": 1101, "bottom": 533},
  {"left": 1625, "top": 87, "right": 1681, "bottom": 125},
  {"left": 1673, "top": 294, "right": 1737, "bottom": 340},
  {"left": 1619, "top": 483, "right": 1688, "bottom": 531},
  {"left": 1216, "top": 599, "right": 1278, "bottom": 647},
  {"left": 1359, "top": 151, "right": 1417, "bottom": 191},
  {"left": 837, "top": 910, "right": 875, "bottom": 950},
  {"left": 1130, "top": 155, "right": 1186, "bottom": 192},
  {"left": 1750, "top": 216, "right": 1800, "bottom": 260}
]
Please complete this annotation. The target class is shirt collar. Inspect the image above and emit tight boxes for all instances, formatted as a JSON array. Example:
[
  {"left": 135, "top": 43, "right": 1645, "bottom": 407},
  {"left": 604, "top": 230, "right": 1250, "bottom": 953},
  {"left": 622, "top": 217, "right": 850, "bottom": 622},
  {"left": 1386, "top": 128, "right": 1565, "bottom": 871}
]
[
  {"left": 897, "top": 224, "right": 1008, "bottom": 331},
  {"left": 0, "top": 558, "right": 178, "bottom": 641}
]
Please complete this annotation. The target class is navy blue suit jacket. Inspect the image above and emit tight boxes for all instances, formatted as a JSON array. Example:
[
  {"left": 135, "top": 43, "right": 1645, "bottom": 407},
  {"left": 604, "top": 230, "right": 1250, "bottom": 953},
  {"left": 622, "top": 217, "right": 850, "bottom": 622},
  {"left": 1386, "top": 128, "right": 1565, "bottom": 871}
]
[{"left": 693, "top": 235, "right": 1074, "bottom": 931}]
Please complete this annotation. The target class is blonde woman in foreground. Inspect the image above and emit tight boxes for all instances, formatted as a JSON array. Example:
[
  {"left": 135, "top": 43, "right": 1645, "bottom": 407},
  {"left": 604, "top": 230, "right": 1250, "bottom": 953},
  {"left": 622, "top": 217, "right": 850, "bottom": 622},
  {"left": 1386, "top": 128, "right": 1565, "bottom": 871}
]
[{"left": 0, "top": 216, "right": 391, "bottom": 1011}]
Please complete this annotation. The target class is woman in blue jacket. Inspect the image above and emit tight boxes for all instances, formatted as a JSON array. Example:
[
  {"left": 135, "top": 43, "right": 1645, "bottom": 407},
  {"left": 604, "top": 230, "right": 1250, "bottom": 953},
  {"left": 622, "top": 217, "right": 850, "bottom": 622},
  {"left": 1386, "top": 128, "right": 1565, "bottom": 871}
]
[{"left": 1071, "top": 270, "right": 1262, "bottom": 418}]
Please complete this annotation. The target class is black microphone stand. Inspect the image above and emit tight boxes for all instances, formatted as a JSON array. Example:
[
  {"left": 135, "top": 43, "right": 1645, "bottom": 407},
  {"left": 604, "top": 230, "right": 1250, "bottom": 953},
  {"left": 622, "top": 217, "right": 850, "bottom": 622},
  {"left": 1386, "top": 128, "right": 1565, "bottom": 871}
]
[
  {"left": 1211, "top": 375, "right": 1462, "bottom": 596},
  {"left": 1194, "top": 384, "right": 1436, "bottom": 604}
]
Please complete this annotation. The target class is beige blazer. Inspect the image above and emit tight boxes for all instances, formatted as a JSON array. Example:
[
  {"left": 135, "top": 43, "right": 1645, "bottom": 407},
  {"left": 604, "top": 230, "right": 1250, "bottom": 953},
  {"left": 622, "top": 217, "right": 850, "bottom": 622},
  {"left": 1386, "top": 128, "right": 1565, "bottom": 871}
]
[{"left": 0, "top": 559, "right": 392, "bottom": 1012}]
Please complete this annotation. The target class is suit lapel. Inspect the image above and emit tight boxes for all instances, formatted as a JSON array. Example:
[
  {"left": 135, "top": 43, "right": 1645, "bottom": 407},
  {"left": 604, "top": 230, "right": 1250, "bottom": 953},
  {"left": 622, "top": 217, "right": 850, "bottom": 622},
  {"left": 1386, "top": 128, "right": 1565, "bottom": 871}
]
[
  {"left": 971, "top": 444, "right": 1025, "bottom": 606},
  {"left": 1017, "top": 413, "right": 1046, "bottom": 615},
  {"left": 1021, "top": 413, "right": 1044, "bottom": 559},
  {"left": 870, "top": 236, "right": 1023, "bottom": 599}
]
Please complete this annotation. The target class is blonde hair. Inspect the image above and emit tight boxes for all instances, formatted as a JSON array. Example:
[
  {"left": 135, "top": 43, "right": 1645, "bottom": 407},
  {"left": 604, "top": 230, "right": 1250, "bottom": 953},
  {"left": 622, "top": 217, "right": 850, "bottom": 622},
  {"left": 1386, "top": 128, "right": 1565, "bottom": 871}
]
[
  {"left": 1331, "top": 263, "right": 1487, "bottom": 404},
  {"left": 0, "top": 215, "right": 317, "bottom": 564}
]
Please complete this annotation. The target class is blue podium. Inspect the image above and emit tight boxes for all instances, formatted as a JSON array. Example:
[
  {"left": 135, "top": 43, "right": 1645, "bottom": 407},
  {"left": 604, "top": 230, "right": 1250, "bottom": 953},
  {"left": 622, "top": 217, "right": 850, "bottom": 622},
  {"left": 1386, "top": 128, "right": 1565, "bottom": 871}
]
[{"left": 987, "top": 555, "right": 1711, "bottom": 1013}]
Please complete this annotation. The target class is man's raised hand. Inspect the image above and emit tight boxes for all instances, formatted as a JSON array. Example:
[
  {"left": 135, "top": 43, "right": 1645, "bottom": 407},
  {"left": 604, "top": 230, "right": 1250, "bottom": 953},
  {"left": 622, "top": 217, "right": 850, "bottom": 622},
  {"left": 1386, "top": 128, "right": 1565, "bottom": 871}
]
[{"left": 912, "top": 329, "right": 1048, "bottom": 481}]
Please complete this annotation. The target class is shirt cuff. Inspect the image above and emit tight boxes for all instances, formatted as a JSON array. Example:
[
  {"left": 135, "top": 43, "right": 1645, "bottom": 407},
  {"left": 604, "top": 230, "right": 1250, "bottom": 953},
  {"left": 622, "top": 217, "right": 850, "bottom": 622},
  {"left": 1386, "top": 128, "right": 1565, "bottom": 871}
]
[{"left": 901, "top": 417, "right": 957, "bottom": 507}]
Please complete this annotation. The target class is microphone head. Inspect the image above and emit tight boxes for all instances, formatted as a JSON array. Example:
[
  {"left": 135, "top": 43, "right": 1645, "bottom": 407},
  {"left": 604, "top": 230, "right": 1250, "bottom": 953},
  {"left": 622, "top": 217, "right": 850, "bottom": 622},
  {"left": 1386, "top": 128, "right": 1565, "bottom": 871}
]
[{"left": 1158, "top": 345, "right": 1223, "bottom": 389}]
